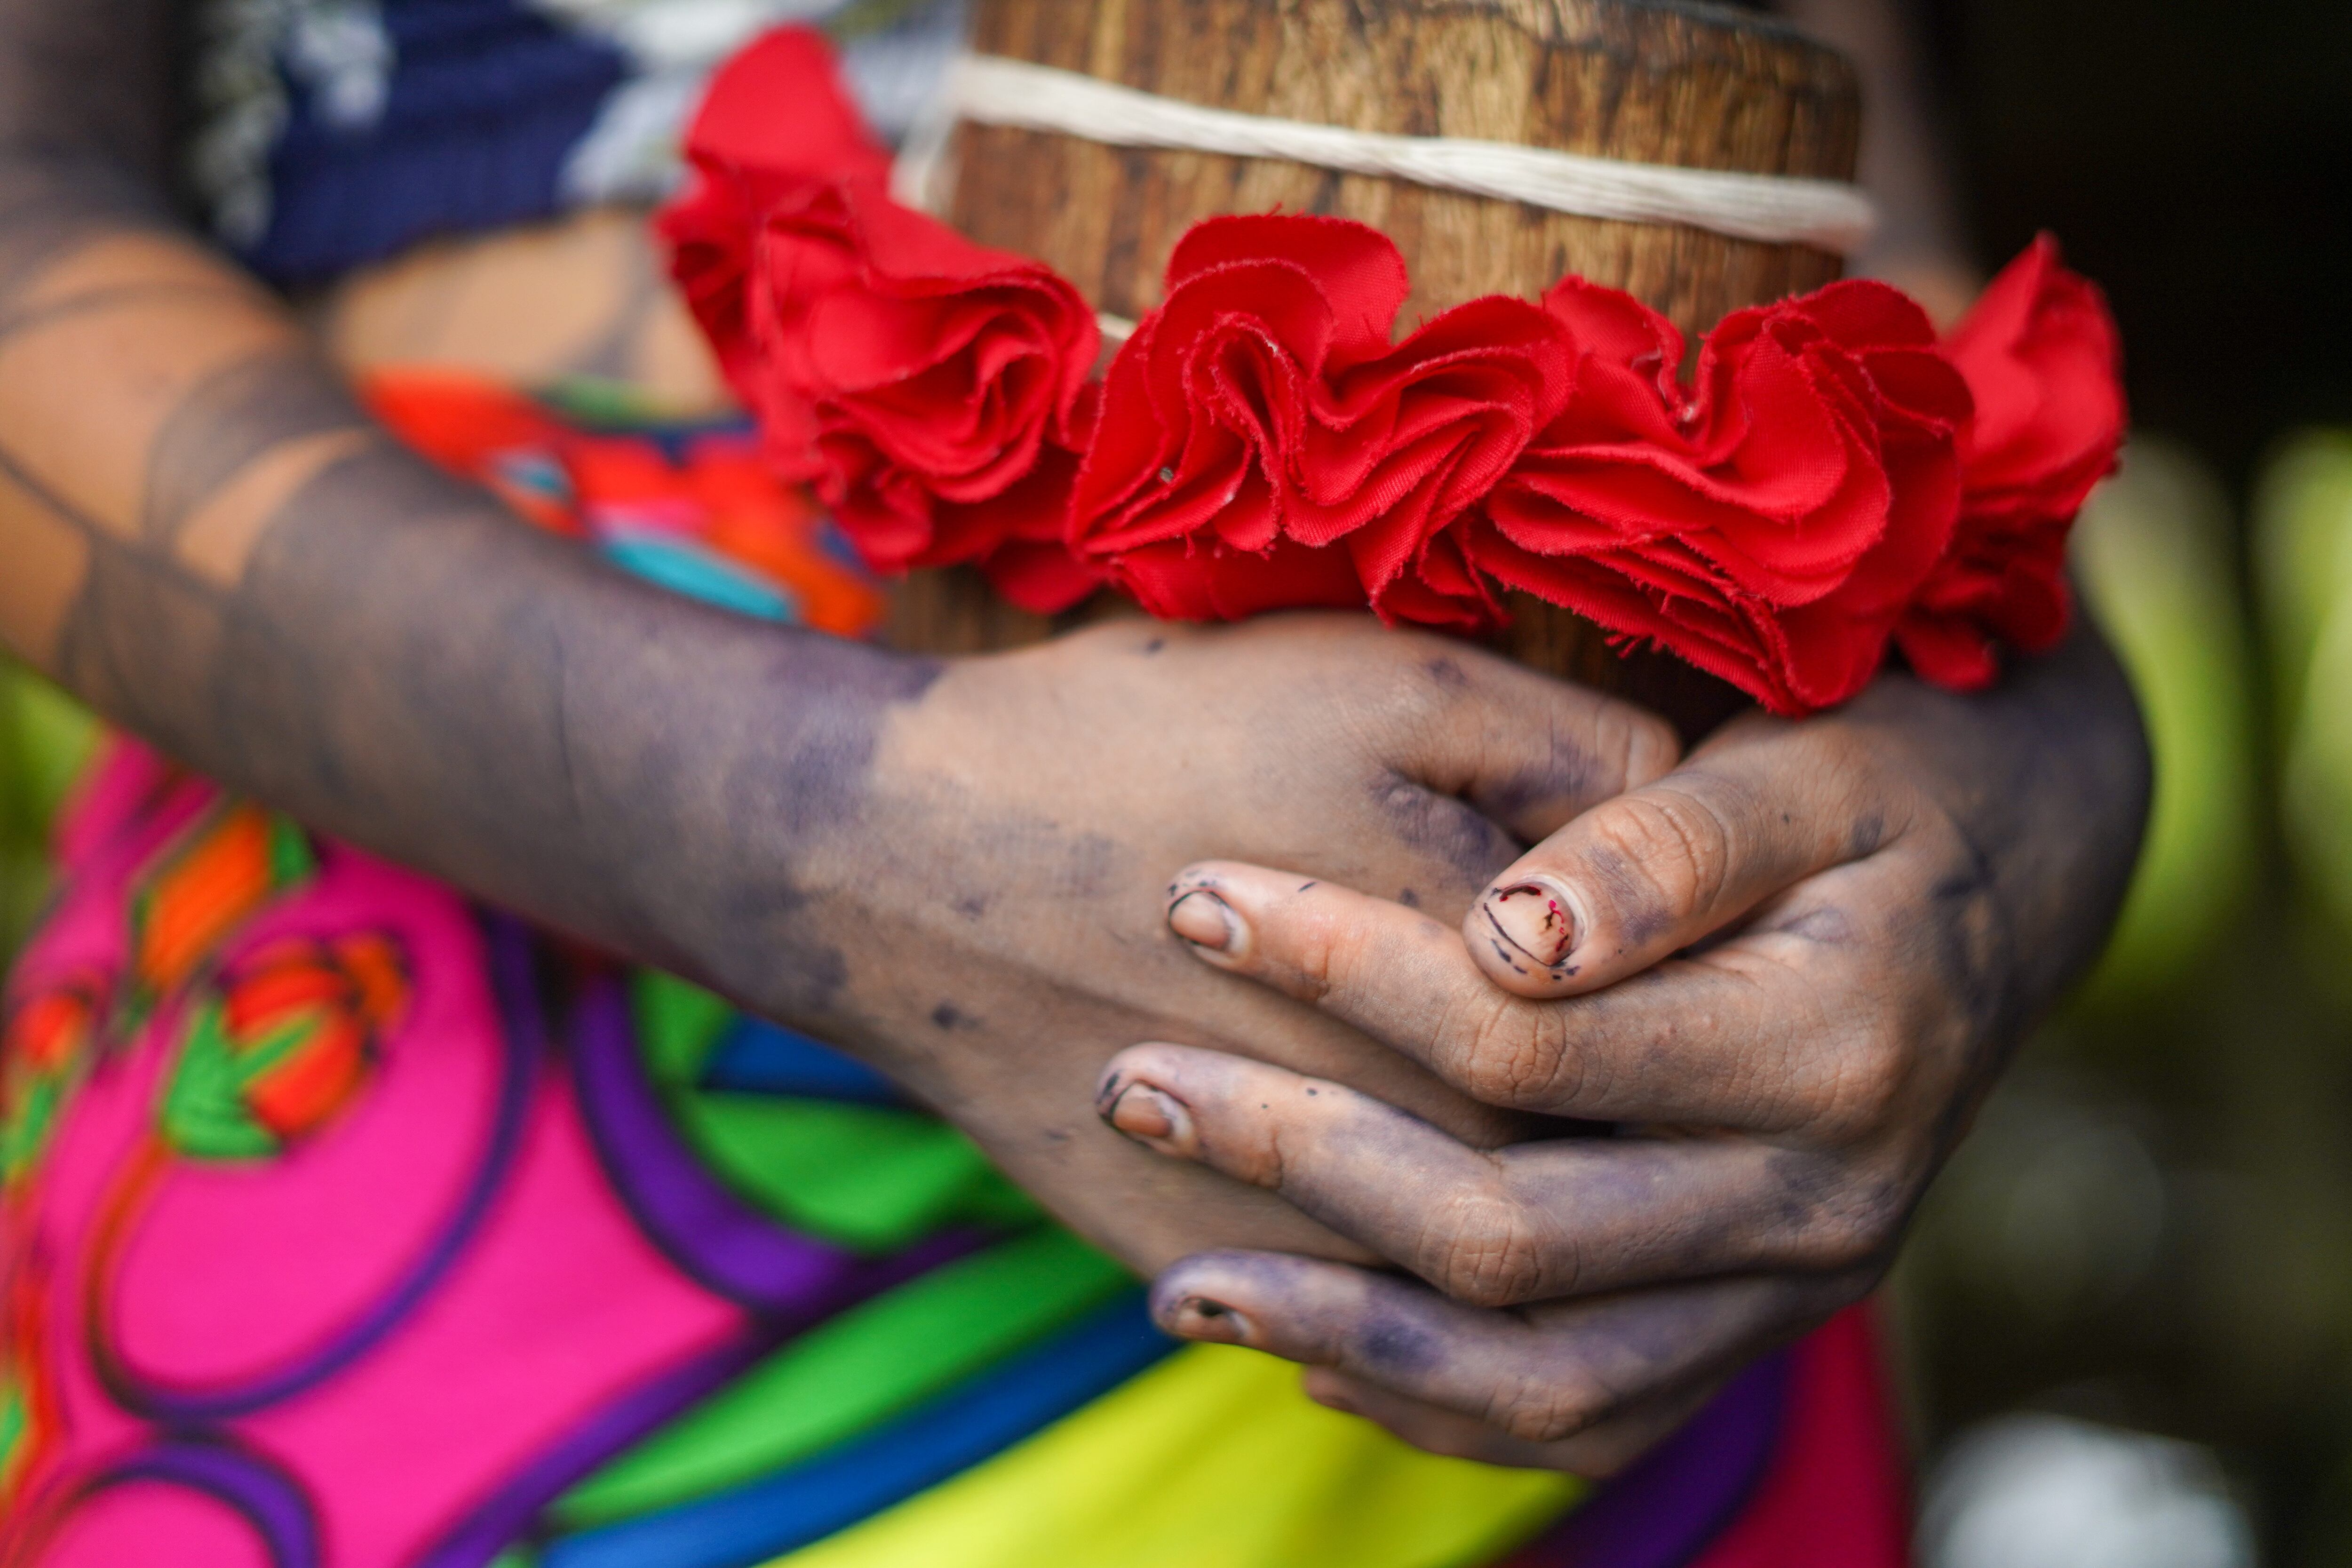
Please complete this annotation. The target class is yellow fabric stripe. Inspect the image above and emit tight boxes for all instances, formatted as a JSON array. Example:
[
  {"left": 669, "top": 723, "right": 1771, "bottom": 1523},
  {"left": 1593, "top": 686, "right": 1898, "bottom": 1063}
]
[{"left": 763, "top": 1344, "right": 1581, "bottom": 1568}]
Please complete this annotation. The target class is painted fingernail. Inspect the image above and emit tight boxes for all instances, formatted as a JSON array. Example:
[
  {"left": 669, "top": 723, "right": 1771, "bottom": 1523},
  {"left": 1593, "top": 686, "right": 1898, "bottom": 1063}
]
[
  {"left": 1480, "top": 876, "right": 1580, "bottom": 971},
  {"left": 1170, "top": 1296, "right": 1255, "bottom": 1345},
  {"left": 1103, "top": 1082, "right": 1196, "bottom": 1152},
  {"left": 1168, "top": 889, "right": 1241, "bottom": 955}
]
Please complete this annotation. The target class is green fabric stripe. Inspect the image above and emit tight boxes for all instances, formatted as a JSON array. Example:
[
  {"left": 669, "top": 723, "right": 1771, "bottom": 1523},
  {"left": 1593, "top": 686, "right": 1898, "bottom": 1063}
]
[
  {"left": 670, "top": 1093, "right": 1040, "bottom": 1252},
  {"left": 629, "top": 971, "right": 1041, "bottom": 1250},
  {"left": 0, "top": 661, "right": 95, "bottom": 961},
  {"left": 630, "top": 971, "right": 734, "bottom": 1090},
  {"left": 552, "top": 1227, "right": 1133, "bottom": 1529}
]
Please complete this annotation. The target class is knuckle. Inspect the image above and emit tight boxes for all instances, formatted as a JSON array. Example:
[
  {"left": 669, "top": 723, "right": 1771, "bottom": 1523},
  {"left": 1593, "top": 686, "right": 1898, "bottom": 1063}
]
[
  {"left": 1789, "top": 1163, "right": 1912, "bottom": 1272},
  {"left": 1806, "top": 1022, "right": 1913, "bottom": 1136},
  {"left": 1588, "top": 788, "right": 1737, "bottom": 925},
  {"left": 1492, "top": 1371, "right": 1607, "bottom": 1445},
  {"left": 1420, "top": 1184, "right": 1551, "bottom": 1306},
  {"left": 1454, "top": 997, "right": 1577, "bottom": 1109}
]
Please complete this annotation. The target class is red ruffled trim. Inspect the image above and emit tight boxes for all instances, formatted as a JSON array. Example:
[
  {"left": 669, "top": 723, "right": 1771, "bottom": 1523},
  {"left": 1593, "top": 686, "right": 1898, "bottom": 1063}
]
[{"left": 663, "top": 27, "right": 2128, "bottom": 714}]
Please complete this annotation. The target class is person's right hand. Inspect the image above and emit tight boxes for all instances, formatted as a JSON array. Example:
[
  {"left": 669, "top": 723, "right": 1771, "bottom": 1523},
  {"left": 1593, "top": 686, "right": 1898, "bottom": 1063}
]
[{"left": 713, "top": 612, "right": 1677, "bottom": 1273}]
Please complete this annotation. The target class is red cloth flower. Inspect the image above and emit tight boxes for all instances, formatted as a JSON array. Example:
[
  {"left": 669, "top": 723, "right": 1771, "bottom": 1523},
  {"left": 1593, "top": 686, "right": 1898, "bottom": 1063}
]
[
  {"left": 1895, "top": 236, "right": 2126, "bottom": 688},
  {"left": 1068, "top": 215, "right": 1570, "bottom": 629},
  {"left": 660, "top": 33, "right": 2125, "bottom": 708},
  {"left": 659, "top": 28, "right": 894, "bottom": 395},
  {"left": 1466, "top": 277, "right": 1972, "bottom": 713},
  {"left": 661, "top": 28, "right": 1102, "bottom": 613}
]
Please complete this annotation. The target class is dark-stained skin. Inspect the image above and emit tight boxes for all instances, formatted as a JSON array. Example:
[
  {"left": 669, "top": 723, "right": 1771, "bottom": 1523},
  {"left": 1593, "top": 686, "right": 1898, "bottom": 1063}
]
[
  {"left": 0, "top": 0, "right": 2151, "bottom": 1483},
  {"left": 1103, "top": 621, "right": 2149, "bottom": 1472},
  {"left": 0, "top": 0, "right": 1685, "bottom": 1305}
]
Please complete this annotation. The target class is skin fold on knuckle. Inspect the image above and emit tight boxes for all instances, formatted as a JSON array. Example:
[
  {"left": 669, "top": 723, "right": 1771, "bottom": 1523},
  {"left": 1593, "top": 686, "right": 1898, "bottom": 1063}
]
[
  {"left": 1800, "top": 1013, "right": 1919, "bottom": 1144},
  {"left": 1748, "top": 1118, "right": 1917, "bottom": 1275},
  {"left": 1417, "top": 1180, "right": 1551, "bottom": 1307},
  {"left": 1796, "top": 1168, "right": 1915, "bottom": 1275},
  {"left": 1488, "top": 1365, "right": 1609, "bottom": 1446},
  {"left": 1453, "top": 993, "right": 1579, "bottom": 1111},
  {"left": 1580, "top": 788, "right": 1735, "bottom": 948},
  {"left": 1698, "top": 951, "right": 1851, "bottom": 1134}
]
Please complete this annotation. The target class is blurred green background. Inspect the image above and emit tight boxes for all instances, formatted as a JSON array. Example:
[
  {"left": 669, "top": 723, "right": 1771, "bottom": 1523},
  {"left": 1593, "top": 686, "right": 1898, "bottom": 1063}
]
[
  {"left": 4, "top": 0, "right": 2350, "bottom": 1561},
  {"left": 1895, "top": 0, "right": 2352, "bottom": 1562}
]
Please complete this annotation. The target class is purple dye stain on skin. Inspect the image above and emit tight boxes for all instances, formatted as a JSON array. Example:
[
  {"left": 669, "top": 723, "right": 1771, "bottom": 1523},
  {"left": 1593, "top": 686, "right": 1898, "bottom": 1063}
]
[{"left": 1355, "top": 1308, "right": 1443, "bottom": 1377}]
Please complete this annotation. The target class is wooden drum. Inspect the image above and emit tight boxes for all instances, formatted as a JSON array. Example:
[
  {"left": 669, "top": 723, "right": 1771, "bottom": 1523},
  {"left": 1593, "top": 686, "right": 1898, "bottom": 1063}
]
[{"left": 887, "top": 0, "right": 1862, "bottom": 730}]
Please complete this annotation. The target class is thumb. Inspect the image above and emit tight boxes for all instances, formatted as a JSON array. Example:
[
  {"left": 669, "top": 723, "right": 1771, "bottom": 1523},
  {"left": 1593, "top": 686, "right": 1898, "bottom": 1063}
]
[
  {"left": 1462, "top": 713, "right": 1878, "bottom": 997},
  {"left": 1398, "top": 645, "right": 1682, "bottom": 845}
]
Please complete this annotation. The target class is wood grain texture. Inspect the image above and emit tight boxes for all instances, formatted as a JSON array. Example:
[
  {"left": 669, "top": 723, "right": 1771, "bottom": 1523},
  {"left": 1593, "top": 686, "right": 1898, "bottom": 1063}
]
[{"left": 893, "top": 0, "right": 1861, "bottom": 728}]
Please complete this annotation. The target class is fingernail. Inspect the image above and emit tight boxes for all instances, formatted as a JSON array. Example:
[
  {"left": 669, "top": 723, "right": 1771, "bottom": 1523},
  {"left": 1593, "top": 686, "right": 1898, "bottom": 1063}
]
[
  {"left": 1170, "top": 1296, "right": 1255, "bottom": 1345},
  {"left": 1168, "top": 889, "right": 1242, "bottom": 955},
  {"left": 1104, "top": 1082, "right": 1196, "bottom": 1152},
  {"left": 1480, "top": 876, "right": 1580, "bottom": 971}
]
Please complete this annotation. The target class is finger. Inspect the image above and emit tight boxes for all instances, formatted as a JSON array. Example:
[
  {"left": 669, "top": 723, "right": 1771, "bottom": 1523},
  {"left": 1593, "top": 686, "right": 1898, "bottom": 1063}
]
[
  {"left": 1161, "top": 860, "right": 1895, "bottom": 1130},
  {"left": 1148, "top": 1249, "right": 1862, "bottom": 1446},
  {"left": 1097, "top": 1043, "right": 1903, "bottom": 1305},
  {"left": 1302, "top": 1367, "right": 1722, "bottom": 1478},
  {"left": 1462, "top": 716, "right": 1904, "bottom": 997},
  {"left": 1376, "top": 635, "right": 1682, "bottom": 845}
]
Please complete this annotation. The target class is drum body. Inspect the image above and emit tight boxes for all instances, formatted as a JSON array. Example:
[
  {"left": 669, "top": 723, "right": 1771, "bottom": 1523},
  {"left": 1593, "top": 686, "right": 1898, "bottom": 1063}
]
[{"left": 891, "top": 0, "right": 1861, "bottom": 728}]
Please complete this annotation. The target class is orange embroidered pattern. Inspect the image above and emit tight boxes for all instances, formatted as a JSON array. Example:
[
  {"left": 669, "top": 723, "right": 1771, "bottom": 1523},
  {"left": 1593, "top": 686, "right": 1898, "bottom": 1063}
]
[{"left": 125, "top": 804, "right": 315, "bottom": 1022}]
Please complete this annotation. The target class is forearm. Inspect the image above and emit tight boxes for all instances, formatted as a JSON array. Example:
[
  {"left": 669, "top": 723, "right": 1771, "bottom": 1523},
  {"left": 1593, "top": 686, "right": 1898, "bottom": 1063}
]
[{"left": 0, "top": 51, "right": 925, "bottom": 1018}]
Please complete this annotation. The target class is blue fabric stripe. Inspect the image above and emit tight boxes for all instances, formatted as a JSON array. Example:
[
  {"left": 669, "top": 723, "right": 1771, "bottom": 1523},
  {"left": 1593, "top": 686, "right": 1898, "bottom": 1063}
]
[
  {"left": 599, "top": 535, "right": 799, "bottom": 623},
  {"left": 540, "top": 1292, "right": 1172, "bottom": 1568},
  {"left": 700, "top": 1016, "right": 902, "bottom": 1105}
]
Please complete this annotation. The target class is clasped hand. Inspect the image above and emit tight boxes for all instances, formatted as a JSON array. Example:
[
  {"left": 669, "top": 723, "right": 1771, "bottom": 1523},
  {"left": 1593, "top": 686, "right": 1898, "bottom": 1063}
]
[{"left": 1092, "top": 636, "right": 2144, "bottom": 1474}]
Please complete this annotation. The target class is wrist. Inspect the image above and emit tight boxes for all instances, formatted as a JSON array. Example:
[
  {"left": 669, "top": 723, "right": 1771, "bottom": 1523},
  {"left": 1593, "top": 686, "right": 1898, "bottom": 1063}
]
[{"left": 616, "top": 625, "right": 948, "bottom": 1029}]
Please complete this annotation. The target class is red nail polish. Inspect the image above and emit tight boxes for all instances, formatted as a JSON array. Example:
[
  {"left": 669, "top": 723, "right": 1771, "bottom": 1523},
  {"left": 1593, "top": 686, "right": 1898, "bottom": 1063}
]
[{"left": 1481, "top": 878, "right": 1578, "bottom": 969}]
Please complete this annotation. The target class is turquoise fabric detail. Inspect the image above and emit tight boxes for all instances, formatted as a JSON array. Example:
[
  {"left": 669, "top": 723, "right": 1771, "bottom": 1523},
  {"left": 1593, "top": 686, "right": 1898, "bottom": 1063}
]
[{"left": 601, "top": 533, "right": 800, "bottom": 623}]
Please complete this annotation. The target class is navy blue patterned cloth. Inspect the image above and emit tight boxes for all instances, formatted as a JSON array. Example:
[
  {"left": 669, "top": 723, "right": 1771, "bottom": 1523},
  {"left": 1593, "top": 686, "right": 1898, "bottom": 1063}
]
[{"left": 191, "top": 0, "right": 964, "bottom": 286}]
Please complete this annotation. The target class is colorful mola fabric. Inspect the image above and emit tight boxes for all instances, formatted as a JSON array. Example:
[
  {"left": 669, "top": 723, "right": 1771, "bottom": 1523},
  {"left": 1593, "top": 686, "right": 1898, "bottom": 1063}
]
[{"left": 0, "top": 370, "right": 1908, "bottom": 1568}]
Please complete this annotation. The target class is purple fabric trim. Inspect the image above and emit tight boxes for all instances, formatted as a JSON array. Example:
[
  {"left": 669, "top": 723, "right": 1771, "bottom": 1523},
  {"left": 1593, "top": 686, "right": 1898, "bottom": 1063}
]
[
  {"left": 568, "top": 969, "right": 866, "bottom": 1312},
  {"left": 94, "top": 913, "right": 540, "bottom": 1422},
  {"left": 1510, "top": 1348, "right": 1792, "bottom": 1568},
  {"left": 413, "top": 1230, "right": 984, "bottom": 1568},
  {"left": 95, "top": 1439, "right": 322, "bottom": 1568},
  {"left": 413, "top": 1331, "right": 770, "bottom": 1568},
  {"left": 409, "top": 961, "right": 990, "bottom": 1568}
]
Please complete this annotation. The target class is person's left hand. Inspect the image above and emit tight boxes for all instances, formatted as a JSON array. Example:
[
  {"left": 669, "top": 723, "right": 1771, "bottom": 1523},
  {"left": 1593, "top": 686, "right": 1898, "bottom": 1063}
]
[{"left": 1091, "top": 623, "right": 2148, "bottom": 1474}]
